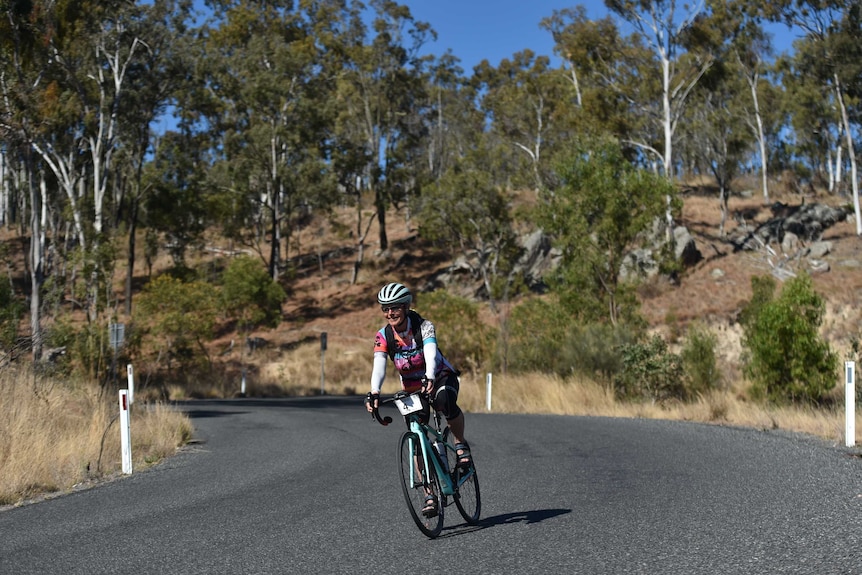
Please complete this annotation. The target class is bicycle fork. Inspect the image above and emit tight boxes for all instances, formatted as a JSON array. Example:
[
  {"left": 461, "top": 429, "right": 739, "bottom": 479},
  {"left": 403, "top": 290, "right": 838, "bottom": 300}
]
[{"left": 409, "top": 425, "right": 456, "bottom": 497}]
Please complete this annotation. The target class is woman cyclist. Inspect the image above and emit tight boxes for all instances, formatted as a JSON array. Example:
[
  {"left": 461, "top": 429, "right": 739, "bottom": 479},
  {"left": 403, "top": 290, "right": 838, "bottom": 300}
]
[{"left": 365, "top": 282, "right": 471, "bottom": 515}]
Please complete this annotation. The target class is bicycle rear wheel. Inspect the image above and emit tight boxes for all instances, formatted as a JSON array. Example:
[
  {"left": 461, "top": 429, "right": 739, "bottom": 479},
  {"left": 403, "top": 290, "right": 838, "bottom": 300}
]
[
  {"left": 454, "top": 461, "right": 481, "bottom": 525},
  {"left": 398, "top": 431, "right": 444, "bottom": 538}
]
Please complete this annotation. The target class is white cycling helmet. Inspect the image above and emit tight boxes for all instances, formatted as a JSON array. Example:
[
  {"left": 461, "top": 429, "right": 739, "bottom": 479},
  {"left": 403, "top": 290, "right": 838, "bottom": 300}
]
[{"left": 377, "top": 282, "right": 412, "bottom": 306}]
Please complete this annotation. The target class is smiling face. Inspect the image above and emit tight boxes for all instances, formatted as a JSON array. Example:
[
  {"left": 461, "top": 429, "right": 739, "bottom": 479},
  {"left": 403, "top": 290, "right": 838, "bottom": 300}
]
[{"left": 381, "top": 303, "right": 408, "bottom": 331}]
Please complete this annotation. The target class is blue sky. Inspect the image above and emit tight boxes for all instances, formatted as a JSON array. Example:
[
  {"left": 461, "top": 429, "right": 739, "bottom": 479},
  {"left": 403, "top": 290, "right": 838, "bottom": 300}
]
[
  {"left": 401, "top": 1, "right": 799, "bottom": 73},
  {"left": 401, "top": 0, "right": 599, "bottom": 71}
]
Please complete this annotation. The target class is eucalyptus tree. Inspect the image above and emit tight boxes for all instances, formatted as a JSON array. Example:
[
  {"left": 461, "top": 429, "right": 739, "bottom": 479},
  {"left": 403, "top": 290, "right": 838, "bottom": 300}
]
[
  {"left": 117, "top": 0, "right": 195, "bottom": 315},
  {"left": 196, "top": 0, "right": 334, "bottom": 280},
  {"left": 539, "top": 137, "right": 677, "bottom": 326},
  {"left": 680, "top": 59, "right": 752, "bottom": 238},
  {"left": 423, "top": 52, "right": 482, "bottom": 183},
  {"left": 414, "top": 152, "right": 521, "bottom": 313},
  {"left": 712, "top": 0, "right": 779, "bottom": 203},
  {"left": 777, "top": 50, "right": 841, "bottom": 192},
  {"left": 143, "top": 130, "right": 211, "bottom": 269},
  {"left": 471, "top": 50, "right": 572, "bottom": 192},
  {"left": 0, "top": 0, "right": 44, "bottom": 358},
  {"left": 604, "top": 0, "right": 718, "bottom": 180},
  {"left": 6, "top": 0, "right": 175, "bottom": 326},
  {"left": 334, "top": 0, "right": 433, "bottom": 252},
  {"left": 540, "top": 7, "right": 634, "bottom": 138},
  {"left": 29, "top": 0, "right": 153, "bottom": 245},
  {"left": 542, "top": 1, "right": 719, "bottom": 246},
  {"left": 764, "top": 0, "right": 862, "bottom": 235}
]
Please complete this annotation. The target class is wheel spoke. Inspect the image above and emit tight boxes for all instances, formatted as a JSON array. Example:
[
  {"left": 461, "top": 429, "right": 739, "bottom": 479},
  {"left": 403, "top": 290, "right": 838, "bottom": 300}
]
[
  {"left": 453, "top": 462, "right": 481, "bottom": 525},
  {"left": 398, "top": 431, "right": 443, "bottom": 538}
]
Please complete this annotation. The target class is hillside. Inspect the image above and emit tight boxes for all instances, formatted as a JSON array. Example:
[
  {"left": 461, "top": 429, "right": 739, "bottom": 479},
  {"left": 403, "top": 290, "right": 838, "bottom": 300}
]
[
  {"left": 227, "top": 188, "right": 861, "bottom": 393},
  {"left": 5, "top": 186, "right": 860, "bottom": 394}
]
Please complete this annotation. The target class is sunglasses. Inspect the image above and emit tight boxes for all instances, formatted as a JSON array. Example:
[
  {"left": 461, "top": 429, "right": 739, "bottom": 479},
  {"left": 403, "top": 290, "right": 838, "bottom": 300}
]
[{"left": 381, "top": 305, "right": 404, "bottom": 313}]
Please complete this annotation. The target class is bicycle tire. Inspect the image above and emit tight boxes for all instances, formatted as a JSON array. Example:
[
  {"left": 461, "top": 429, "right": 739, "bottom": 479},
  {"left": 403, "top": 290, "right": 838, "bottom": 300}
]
[
  {"left": 453, "top": 456, "right": 481, "bottom": 525},
  {"left": 398, "top": 431, "right": 444, "bottom": 538}
]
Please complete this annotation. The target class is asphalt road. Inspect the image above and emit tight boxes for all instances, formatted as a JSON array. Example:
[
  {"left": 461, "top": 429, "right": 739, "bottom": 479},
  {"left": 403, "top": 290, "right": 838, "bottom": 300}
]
[{"left": 1, "top": 396, "right": 861, "bottom": 575}]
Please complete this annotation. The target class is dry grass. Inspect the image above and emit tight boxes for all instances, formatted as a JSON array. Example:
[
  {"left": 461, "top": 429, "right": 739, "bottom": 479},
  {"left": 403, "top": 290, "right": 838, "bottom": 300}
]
[
  {"left": 241, "top": 339, "right": 861, "bottom": 447},
  {"left": 0, "top": 366, "right": 193, "bottom": 506}
]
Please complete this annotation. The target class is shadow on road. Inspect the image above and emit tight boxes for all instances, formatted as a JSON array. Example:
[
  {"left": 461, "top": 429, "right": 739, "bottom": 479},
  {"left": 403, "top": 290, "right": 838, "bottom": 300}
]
[
  {"left": 479, "top": 508, "right": 571, "bottom": 526},
  {"left": 440, "top": 508, "right": 571, "bottom": 538}
]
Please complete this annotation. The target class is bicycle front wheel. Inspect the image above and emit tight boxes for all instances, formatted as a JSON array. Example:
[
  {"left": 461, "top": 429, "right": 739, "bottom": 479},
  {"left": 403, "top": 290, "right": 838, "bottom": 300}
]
[
  {"left": 398, "top": 431, "right": 444, "bottom": 538},
  {"left": 454, "top": 462, "right": 481, "bottom": 525}
]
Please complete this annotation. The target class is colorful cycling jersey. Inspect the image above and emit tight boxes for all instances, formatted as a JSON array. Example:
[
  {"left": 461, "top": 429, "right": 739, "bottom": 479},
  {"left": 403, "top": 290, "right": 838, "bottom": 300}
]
[{"left": 373, "top": 316, "right": 457, "bottom": 392}]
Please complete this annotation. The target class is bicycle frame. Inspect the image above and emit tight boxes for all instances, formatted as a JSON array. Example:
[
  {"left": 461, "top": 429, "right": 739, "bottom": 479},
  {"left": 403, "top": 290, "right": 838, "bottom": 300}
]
[
  {"left": 404, "top": 414, "right": 456, "bottom": 496},
  {"left": 396, "top": 399, "right": 474, "bottom": 497},
  {"left": 371, "top": 390, "right": 481, "bottom": 536}
]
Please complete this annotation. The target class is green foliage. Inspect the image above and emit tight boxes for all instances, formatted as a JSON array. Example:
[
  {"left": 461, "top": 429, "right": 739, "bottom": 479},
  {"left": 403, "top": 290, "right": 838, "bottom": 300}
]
[
  {"left": 417, "top": 290, "right": 496, "bottom": 373},
  {"left": 414, "top": 163, "right": 523, "bottom": 308},
  {"left": 741, "top": 274, "right": 838, "bottom": 404},
  {"left": 134, "top": 275, "right": 221, "bottom": 373},
  {"left": 739, "top": 275, "right": 776, "bottom": 328},
  {"left": 540, "top": 136, "right": 677, "bottom": 325},
  {"left": 503, "top": 295, "right": 640, "bottom": 380},
  {"left": 503, "top": 297, "right": 567, "bottom": 373},
  {"left": 41, "top": 321, "right": 77, "bottom": 375},
  {"left": 221, "top": 256, "right": 286, "bottom": 333},
  {"left": 0, "top": 281, "right": 23, "bottom": 349},
  {"left": 143, "top": 132, "right": 210, "bottom": 268},
  {"left": 681, "top": 323, "right": 722, "bottom": 395},
  {"left": 614, "top": 335, "right": 686, "bottom": 402},
  {"left": 561, "top": 322, "right": 641, "bottom": 383},
  {"left": 40, "top": 318, "right": 123, "bottom": 383}
]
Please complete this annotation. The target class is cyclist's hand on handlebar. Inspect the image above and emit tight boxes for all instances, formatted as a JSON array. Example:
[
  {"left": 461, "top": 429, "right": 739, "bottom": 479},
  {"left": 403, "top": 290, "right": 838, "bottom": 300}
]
[
  {"left": 421, "top": 377, "right": 435, "bottom": 395},
  {"left": 365, "top": 391, "right": 379, "bottom": 413}
]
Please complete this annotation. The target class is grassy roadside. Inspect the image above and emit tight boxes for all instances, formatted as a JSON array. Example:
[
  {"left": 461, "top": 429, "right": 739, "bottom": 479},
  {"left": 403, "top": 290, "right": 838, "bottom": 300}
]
[
  {"left": 255, "top": 339, "right": 860, "bottom": 445},
  {"left": 0, "top": 367, "right": 193, "bottom": 507},
  {"left": 2, "top": 337, "right": 857, "bottom": 507}
]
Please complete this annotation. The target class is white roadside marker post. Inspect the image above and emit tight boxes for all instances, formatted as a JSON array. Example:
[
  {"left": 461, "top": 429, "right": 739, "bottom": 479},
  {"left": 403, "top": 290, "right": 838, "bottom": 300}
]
[
  {"left": 119, "top": 389, "right": 133, "bottom": 474},
  {"left": 846, "top": 361, "right": 856, "bottom": 448},
  {"left": 486, "top": 373, "right": 492, "bottom": 412},
  {"left": 127, "top": 364, "right": 135, "bottom": 406}
]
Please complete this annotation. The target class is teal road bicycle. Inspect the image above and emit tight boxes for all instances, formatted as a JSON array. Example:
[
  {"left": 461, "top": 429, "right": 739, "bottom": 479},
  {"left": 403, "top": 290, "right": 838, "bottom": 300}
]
[{"left": 371, "top": 390, "right": 481, "bottom": 538}]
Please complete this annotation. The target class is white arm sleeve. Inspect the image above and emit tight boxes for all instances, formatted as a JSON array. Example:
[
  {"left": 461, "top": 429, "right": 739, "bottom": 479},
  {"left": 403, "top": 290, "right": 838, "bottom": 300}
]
[
  {"left": 370, "top": 351, "right": 388, "bottom": 393},
  {"left": 423, "top": 340, "right": 438, "bottom": 380}
]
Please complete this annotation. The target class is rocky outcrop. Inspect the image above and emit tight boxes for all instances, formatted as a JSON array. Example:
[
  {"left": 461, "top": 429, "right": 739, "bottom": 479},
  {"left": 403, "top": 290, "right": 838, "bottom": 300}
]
[
  {"left": 424, "top": 230, "right": 561, "bottom": 298},
  {"left": 429, "top": 222, "right": 705, "bottom": 298},
  {"left": 732, "top": 202, "right": 852, "bottom": 279},
  {"left": 619, "top": 224, "right": 703, "bottom": 281},
  {"left": 733, "top": 202, "right": 850, "bottom": 250}
]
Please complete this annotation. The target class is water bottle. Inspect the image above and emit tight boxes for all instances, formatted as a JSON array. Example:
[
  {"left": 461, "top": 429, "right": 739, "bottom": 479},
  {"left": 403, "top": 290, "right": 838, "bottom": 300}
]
[{"left": 434, "top": 440, "right": 449, "bottom": 473}]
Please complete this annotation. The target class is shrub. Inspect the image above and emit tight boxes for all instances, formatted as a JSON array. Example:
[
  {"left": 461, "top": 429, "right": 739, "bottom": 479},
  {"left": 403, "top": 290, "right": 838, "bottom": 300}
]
[
  {"left": 134, "top": 275, "right": 221, "bottom": 375},
  {"left": 221, "top": 255, "right": 286, "bottom": 332},
  {"left": 504, "top": 296, "right": 641, "bottom": 380},
  {"left": 614, "top": 335, "right": 685, "bottom": 402},
  {"left": 681, "top": 323, "right": 722, "bottom": 395},
  {"left": 416, "top": 290, "right": 495, "bottom": 373},
  {"left": 741, "top": 274, "right": 838, "bottom": 404},
  {"left": 502, "top": 296, "right": 567, "bottom": 374},
  {"left": 560, "top": 322, "right": 640, "bottom": 383}
]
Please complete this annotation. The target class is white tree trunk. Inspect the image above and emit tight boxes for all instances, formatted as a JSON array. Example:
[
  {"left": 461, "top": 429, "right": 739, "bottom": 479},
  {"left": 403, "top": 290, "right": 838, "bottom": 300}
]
[
  {"left": 29, "top": 171, "right": 48, "bottom": 361},
  {"left": 0, "top": 150, "right": 7, "bottom": 226},
  {"left": 747, "top": 70, "right": 769, "bottom": 203},
  {"left": 835, "top": 145, "right": 843, "bottom": 193},
  {"left": 835, "top": 77, "right": 862, "bottom": 235},
  {"left": 31, "top": 143, "right": 87, "bottom": 251}
]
